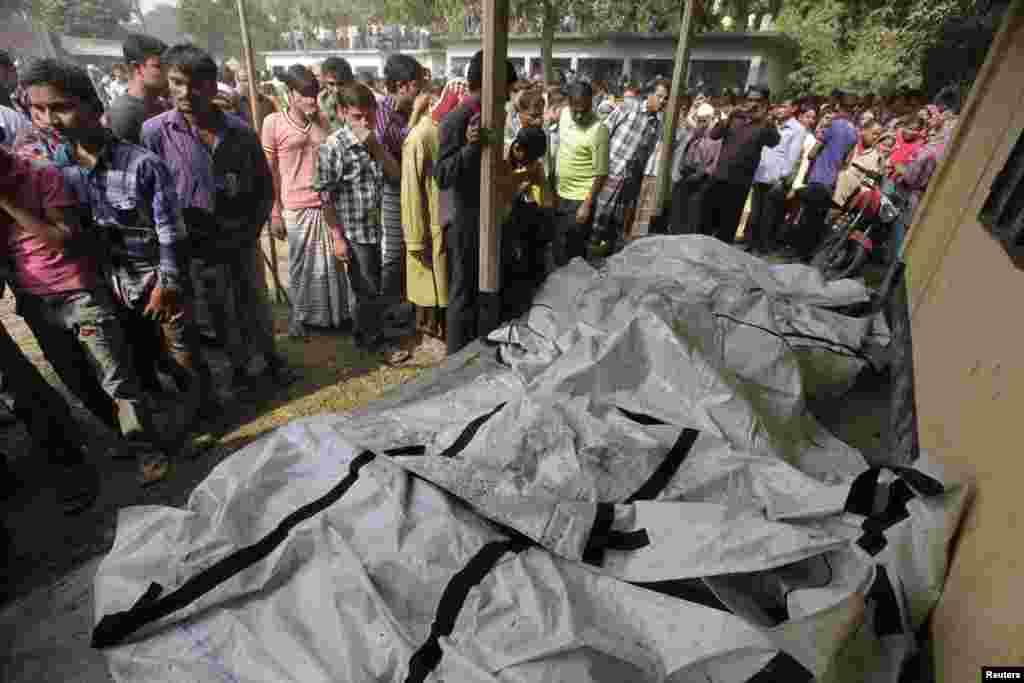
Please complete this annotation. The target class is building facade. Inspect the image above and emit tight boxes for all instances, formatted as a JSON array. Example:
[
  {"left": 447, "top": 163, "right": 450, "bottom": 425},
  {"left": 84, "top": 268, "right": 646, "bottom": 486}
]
[{"left": 262, "top": 31, "right": 798, "bottom": 96}]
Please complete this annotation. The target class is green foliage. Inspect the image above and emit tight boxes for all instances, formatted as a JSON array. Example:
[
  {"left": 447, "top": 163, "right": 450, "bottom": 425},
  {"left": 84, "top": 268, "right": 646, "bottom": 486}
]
[
  {"left": 178, "top": 0, "right": 284, "bottom": 59},
  {"left": 776, "top": 0, "right": 981, "bottom": 95},
  {"left": 28, "top": 0, "right": 133, "bottom": 37}
]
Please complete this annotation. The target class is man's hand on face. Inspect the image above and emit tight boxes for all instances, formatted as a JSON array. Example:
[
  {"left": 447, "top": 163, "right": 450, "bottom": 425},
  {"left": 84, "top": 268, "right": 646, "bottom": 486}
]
[{"left": 466, "top": 119, "right": 481, "bottom": 145}]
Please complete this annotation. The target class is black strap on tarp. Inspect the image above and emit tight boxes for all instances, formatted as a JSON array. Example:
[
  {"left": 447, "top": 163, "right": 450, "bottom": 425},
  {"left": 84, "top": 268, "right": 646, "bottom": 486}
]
[
  {"left": 625, "top": 428, "right": 700, "bottom": 503},
  {"left": 865, "top": 566, "right": 904, "bottom": 637},
  {"left": 404, "top": 537, "right": 532, "bottom": 683},
  {"left": 744, "top": 651, "right": 815, "bottom": 682},
  {"left": 91, "top": 450, "right": 378, "bottom": 649},
  {"left": 843, "top": 465, "right": 945, "bottom": 556},
  {"left": 437, "top": 402, "right": 506, "bottom": 458},
  {"left": 581, "top": 502, "right": 651, "bottom": 567}
]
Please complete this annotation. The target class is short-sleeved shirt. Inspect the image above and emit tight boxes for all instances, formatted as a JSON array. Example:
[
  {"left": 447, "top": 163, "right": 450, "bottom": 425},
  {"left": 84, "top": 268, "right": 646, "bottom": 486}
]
[
  {"left": 1, "top": 157, "right": 97, "bottom": 295},
  {"left": 808, "top": 114, "right": 859, "bottom": 187},
  {"left": 556, "top": 108, "right": 610, "bottom": 201},
  {"left": 313, "top": 126, "right": 383, "bottom": 245}
]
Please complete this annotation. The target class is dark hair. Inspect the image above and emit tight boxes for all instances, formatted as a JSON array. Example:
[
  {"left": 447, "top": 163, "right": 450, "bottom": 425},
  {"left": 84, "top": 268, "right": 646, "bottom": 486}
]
[
  {"left": 162, "top": 43, "right": 218, "bottom": 84},
  {"left": 566, "top": 81, "right": 593, "bottom": 99},
  {"left": 0, "top": 50, "right": 14, "bottom": 69},
  {"left": 339, "top": 81, "right": 376, "bottom": 110},
  {"left": 18, "top": 58, "right": 104, "bottom": 113},
  {"left": 466, "top": 50, "right": 518, "bottom": 91},
  {"left": 653, "top": 78, "right": 671, "bottom": 93},
  {"left": 512, "top": 125, "right": 547, "bottom": 163},
  {"left": 123, "top": 34, "right": 167, "bottom": 66},
  {"left": 933, "top": 85, "right": 961, "bottom": 115},
  {"left": 321, "top": 56, "right": 354, "bottom": 83},
  {"left": 280, "top": 64, "right": 318, "bottom": 96},
  {"left": 384, "top": 54, "right": 421, "bottom": 91}
]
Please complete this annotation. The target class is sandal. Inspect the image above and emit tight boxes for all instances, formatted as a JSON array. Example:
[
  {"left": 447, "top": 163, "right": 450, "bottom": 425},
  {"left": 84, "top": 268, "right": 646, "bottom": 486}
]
[
  {"left": 136, "top": 449, "right": 170, "bottom": 487},
  {"left": 56, "top": 461, "right": 100, "bottom": 515}
]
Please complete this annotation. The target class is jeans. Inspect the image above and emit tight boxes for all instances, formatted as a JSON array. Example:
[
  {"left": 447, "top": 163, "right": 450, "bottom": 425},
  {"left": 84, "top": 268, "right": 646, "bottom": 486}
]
[
  {"left": 347, "top": 241, "right": 385, "bottom": 344},
  {"left": 17, "top": 287, "right": 157, "bottom": 442},
  {"left": 0, "top": 320, "right": 85, "bottom": 466},
  {"left": 111, "top": 258, "right": 207, "bottom": 415},
  {"left": 554, "top": 197, "right": 594, "bottom": 267},
  {"left": 795, "top": 183, "right": 836, "bottom": 259}
]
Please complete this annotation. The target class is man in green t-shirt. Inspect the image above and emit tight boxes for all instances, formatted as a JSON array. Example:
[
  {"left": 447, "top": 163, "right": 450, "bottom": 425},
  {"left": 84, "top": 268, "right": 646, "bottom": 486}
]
[{"left": 555, "top": 81, "right": 609, "bottom": 265}]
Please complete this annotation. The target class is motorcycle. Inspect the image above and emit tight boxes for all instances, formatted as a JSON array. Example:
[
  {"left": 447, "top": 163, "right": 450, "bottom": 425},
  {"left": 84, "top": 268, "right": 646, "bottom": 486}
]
[{"left": 810, "top": 169, "right": 904, "bottom": 281}]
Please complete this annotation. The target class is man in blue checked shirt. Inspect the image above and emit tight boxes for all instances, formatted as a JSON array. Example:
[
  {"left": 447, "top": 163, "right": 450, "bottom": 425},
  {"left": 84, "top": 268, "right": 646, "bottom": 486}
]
[{"left": 16, "top": 59, "right": 207, "bottom": 432}]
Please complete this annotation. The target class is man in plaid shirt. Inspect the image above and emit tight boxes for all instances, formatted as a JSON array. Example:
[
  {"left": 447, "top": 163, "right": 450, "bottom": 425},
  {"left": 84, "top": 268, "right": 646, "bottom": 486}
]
[
  {"left": 315, "top": 82, "right": 405, "bottom": 358},
  {"left": 592, "top": 80, "right": 668, "bottom": 250}
]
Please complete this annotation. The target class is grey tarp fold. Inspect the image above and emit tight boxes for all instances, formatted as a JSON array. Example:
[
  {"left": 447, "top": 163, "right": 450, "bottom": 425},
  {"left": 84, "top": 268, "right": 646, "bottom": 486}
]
[{"left": 93, "top": 237, "right": 967, "bottom": 682}]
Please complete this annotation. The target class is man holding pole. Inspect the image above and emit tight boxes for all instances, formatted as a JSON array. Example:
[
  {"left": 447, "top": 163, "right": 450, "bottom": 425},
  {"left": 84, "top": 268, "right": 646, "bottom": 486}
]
[{"left": 435, "top": 50, "right": 517, "bottom": 356}]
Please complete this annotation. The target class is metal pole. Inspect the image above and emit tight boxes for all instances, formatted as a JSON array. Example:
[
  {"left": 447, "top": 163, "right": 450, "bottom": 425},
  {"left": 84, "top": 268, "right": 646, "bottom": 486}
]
[
  {"left": 654, "top": 0, "right": 697, "bottom": 214},
  {"left": 236, "top": 0, "right": 284, "bottom": 304}
]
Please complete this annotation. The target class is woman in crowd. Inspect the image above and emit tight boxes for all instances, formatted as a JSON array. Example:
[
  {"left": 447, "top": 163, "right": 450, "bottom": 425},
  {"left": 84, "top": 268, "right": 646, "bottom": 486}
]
[
  {"left": 400, "top": 79, "right": 466, "bottom": 349},
  {"left": 262, "top": 64, "right": 346, "bottom": 339}
]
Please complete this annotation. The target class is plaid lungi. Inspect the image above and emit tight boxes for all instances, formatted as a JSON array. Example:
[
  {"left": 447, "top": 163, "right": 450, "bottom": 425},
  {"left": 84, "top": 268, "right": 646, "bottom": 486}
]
[{"left": 628, "top": 176, "right": 660, "bottom": 240}]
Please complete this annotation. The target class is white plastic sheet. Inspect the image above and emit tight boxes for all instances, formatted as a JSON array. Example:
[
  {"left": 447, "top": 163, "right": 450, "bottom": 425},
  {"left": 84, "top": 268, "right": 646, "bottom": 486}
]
[{"left": 94, "top": 237, "right": 967, "bottom": 682}]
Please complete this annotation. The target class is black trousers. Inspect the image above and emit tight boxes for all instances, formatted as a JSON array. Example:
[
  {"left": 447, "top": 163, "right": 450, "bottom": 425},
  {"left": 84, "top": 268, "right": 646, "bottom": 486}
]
[
  {"left": 347, "top": 241, "right": 384, "bottom": 345},
  {"left": 748, "top": 182, "right": 788, "bottom": 252},
  {"left": 794, "top": 183, "right": 836, "bottom": 259},
  {"left": 703, "top": 180, "right": 750, "bottom": 244},
  {"left": 446, "top": 209, "right": 481, "bottom": 356},
  {"left": 554, "top": 197, "right": 594, "bottom": 267},
  {"left": 0, "top": 321, "right": 85, "bottom": 467}
]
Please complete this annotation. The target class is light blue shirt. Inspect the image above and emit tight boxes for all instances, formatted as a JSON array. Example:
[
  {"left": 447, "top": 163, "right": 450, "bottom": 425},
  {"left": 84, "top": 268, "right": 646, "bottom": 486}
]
[{"left": 753, "top": 117, "right": 808, "bottom": 184}]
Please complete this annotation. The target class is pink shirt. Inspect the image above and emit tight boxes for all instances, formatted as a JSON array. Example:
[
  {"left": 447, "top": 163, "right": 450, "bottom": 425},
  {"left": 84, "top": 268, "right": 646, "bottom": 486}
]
[
  {"left": 2, "top": 158, "right": 97, "bottom": 295},
  {"left": 261, "top": 111, "right": 326, "bottom": 218}
]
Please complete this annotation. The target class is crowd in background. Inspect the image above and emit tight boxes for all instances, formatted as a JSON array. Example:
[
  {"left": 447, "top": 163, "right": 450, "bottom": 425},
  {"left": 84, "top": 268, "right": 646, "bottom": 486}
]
[{"left": 0, "top": 34, "right": 960, "bottom": 530}]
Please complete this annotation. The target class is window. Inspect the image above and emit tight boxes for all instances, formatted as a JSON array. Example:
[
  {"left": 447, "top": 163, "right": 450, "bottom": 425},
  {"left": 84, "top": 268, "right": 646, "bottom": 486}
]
[{"left": 979, "top": 128, "right": 1024, "bottom": 256}]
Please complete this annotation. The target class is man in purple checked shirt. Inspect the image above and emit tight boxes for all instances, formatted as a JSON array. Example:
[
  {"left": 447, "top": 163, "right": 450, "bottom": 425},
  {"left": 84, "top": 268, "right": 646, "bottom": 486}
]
[
  {"left": 375, "top": 54, "right": 431, "bottom": 300},
  {"left": 142, "top": 43, "right": 297, "bottom": 398}
]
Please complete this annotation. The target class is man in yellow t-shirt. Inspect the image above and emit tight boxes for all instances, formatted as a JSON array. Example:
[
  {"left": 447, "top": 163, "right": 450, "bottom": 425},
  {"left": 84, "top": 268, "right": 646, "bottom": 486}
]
[{"left": 555, "top": 81, "right": 609, "bottom": 266}]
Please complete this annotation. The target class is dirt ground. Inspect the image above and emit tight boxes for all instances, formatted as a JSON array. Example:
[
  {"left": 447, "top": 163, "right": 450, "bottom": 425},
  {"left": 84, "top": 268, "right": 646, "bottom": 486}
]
[{"left": 0, "top": 237, "right": 443, "bottom": 605}]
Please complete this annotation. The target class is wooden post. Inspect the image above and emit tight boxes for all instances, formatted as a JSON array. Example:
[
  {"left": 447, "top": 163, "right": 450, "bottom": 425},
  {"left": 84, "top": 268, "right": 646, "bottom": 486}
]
[
  {"left": 478, "top": 0, "right": 509, "bottom": 314},
  {"left": 236, "top": 0, "right": 285, "bottom": 304},
  {"left": 654, "top": 0, "right": 697, "bottom": 214}
]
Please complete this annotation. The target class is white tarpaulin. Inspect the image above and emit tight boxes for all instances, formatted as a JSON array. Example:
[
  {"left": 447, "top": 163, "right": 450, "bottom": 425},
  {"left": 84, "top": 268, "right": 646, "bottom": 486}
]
[{"left": 92, "top": 237, "right": 966, "bottom": 682}]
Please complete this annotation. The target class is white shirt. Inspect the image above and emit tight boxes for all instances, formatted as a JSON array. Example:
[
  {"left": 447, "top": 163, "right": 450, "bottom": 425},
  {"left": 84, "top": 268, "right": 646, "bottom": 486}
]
[{"left": 0, "top": 105, "right": 29, "bottom": 148}]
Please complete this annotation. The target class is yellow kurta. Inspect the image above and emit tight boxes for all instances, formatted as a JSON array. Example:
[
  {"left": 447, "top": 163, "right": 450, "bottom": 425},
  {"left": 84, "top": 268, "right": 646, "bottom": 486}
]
[{"left": 401, "top": 117, "right": 448, "bottom": 307}]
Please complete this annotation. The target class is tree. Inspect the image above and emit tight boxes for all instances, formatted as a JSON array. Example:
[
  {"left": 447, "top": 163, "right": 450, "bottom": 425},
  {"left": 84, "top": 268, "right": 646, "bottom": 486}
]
[
  {"left": 29, "top": 0, "right": 134, "bottom": 37},
  {"left": 775, "top": 0, "right": 983, "bottom": 95},
  {"left": 179, "top": 0, "right": 283, "bottom": 60},
  {"left": 141, "top": 3, "right": 189, "bottom": 47}
]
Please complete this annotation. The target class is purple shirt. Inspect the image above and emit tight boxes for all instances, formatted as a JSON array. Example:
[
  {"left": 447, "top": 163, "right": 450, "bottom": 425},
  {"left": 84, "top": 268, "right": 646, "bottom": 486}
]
[
  {"left": 141, "top": 109, "right": 274, "bottom": 251},
  {"left": 374, "top": 95, "right": 410, "bottom": 181},
  {"left": 807, "top": 114, "right": 859, "bottom": 187}
]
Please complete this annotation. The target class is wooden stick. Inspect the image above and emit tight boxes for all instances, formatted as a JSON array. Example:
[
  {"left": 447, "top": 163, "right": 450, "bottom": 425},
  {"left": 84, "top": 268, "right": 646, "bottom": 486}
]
[
  {"left": 236, "top": 0, "right": 285, "bottom": 305},
  {"left": 479, "top": 0, "right": 509, "bottom": 294},
  {"left": 654, "top": 0, "right": 697, "bottom": 214}
]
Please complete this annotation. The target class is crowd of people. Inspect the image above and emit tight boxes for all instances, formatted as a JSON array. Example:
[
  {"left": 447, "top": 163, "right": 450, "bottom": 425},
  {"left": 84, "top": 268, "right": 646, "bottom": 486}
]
[{"left": 0, "top": 33, "right": 960, "bottom": 532}]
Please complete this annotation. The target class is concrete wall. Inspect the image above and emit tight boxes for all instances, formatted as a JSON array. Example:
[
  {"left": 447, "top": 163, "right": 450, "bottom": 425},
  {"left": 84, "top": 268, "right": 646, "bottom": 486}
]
[{"left": 901, "top": 4, "right": 1024, "bottom": 681}]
